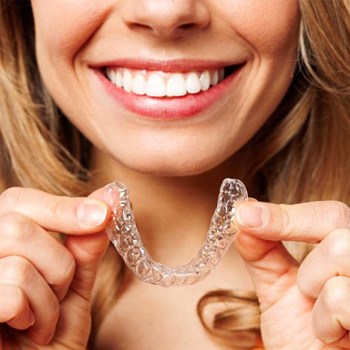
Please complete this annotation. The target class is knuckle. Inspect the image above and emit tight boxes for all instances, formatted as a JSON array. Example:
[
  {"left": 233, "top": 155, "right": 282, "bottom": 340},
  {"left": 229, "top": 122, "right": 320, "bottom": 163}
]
[
  {"left": 322, "top": 277, "right": 349, "bottom": 308},
  {"left": 324, "top": 228, "right": 350, "bottom": 261},
  {"left": 45, "top": 196, "right": 71, "bottom": 224},
  {"left": 277, "top": 204, "right": 293, "bottom": 237},
  {"left": 0, "top": 212, "right": 32, "bottom": 243},
  {"left": 0, "top": 187, "right": 23, "bottom": 211},
  {"left": 46, "top": 200, "right": 63, "bottom": 220},
  {"left": 1, "top": 256, "right": 35, "bottom": 285},
  {"left": 328, "top": 201, "right": 350, "bottom": 228}
]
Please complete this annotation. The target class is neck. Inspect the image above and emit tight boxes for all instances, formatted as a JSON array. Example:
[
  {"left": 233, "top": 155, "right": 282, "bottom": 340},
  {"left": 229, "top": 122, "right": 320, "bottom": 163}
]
[{"left": 90, "top": 148, "right": 257, "bottom": 267}]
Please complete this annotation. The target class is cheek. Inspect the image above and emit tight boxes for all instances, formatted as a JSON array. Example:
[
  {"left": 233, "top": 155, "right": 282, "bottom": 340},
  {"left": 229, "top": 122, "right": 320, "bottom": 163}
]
[
  {"left": 31, "top": 1, "right": 114, "bottom": 127},
  {"left": 32, "top": 1, "right": 111, "bottom": 64},
  {"left": 224, "top": 0, "right": 300, "bottom": 56}
]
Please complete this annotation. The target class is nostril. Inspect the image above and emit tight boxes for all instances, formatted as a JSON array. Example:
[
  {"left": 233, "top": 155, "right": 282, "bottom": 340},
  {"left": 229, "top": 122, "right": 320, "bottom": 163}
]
[
  {"left": 120, "top": 1, "right": 210, "bottom": 39},
  {"left": 129, "top": 22, "right": 153, "bottom": 33},
  {"left": 128, "top": 21, "right": 202, "bottom": 39},
  {"left": 178, "top": 23, "right": 197, "bottom": 31},
  {"left": 128, "top": 22, "right": 199, "bottom": 40}
]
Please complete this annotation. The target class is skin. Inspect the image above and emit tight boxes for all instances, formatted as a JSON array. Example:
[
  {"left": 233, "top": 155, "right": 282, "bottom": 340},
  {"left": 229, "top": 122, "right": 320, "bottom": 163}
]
[
  {"left": 0, "top": 0, "right": 349, "bottom": 349},
  {"left": 31, "top": 0, "right": 298, "bottom": 177}
]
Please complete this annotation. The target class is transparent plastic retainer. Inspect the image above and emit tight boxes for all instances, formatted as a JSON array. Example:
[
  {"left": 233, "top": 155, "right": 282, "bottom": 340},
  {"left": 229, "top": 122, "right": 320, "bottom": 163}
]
[{"left": 105, "top": 178, "right": 248, "bottom": 287}]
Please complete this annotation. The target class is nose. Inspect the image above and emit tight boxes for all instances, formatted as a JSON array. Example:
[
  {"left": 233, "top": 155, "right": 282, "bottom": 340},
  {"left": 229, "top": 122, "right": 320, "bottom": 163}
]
[{"left": 121, "top": 0, "right": 210, "bottom": 39}]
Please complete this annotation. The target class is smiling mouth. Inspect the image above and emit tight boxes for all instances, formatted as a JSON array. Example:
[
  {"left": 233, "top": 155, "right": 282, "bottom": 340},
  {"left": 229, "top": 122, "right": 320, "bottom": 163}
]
[{"left": 104, "top": 65, "right": 241, "bottom": 98}]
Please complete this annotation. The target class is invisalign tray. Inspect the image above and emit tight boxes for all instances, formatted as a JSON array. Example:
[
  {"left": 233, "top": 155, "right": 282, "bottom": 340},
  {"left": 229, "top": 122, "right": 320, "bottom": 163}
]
[{"left": 105, "top": 178, "right": 248, "bottom": 287}]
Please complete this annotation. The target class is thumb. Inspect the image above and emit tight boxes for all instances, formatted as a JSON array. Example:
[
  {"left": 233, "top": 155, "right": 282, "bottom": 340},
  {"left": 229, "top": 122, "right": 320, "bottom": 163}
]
[
  {"left": 64, "top": 187, "right": 115, "bottom": 301},
  {"left": 234, "top": 201, "right": 299, "bottom": 307}
]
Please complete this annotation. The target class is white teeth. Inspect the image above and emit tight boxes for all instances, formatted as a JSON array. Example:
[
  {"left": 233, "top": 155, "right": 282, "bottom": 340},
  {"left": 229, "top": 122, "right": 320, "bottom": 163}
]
[
  {"left": 146, "top": 72, "right": 166, "bottom": 97},
  {"left": 200, "top": 70, "right": 211, "bottom": 91},
  {"left": 123, "top": 69, "right": 133, "bottom": 92},
  {"left": 132, "top": 73, "right": 146, "bottom": 95},
  {"left": 106, "top": 67, "right": 226, "bottom": 97},
  {"left": 116, "top": 70, "right": 123, "bottom": 88},
  {"left": 166, "top": 73, "right": 186, "bottom": 97},
  {"left": 210, "top": 70, "right": 219, "bottom": 86},
  {"left": 186, "top": 72, "right": 201, "bottom": 94}
]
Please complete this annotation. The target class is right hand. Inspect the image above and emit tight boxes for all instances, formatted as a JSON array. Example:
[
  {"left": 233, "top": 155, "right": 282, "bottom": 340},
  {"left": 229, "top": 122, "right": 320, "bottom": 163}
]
[{"left": 0, "top": 185, "right": 113, "bottom": 349}]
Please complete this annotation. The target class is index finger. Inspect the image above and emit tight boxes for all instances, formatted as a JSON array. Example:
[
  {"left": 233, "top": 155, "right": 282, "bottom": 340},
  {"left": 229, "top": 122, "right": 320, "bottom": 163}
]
[
  {"left": 235, "top": 200, "right": 350, "bottom": 243},
  {"left": 0, "top": 187, "right": 113, "bottom": 234}
]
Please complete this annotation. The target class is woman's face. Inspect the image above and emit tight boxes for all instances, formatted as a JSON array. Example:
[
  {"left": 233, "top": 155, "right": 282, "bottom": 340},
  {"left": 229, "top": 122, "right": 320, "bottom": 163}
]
[{"left": 31, "top": 0, "right": 299, "bottom": 176}]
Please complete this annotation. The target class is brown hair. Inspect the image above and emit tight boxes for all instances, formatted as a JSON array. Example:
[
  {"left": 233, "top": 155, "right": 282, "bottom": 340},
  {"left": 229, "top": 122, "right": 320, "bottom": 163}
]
[
  {"left": 0, "top": 1, "right": 89, "bottom": 195},
  {"left": 0, "top": 0, "right": 349, "bottom": 348}
]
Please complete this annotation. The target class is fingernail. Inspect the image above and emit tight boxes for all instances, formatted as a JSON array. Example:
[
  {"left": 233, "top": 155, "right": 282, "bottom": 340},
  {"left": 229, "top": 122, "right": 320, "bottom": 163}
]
[
  {"left": 76, "top": 199, "right": 108, "bottom": 227},
  {"left": 236, "top": 203, "right": 269, "bottom": 228},
  {"left": 27, "top": 310, "right": 35, "bottom": 327}
]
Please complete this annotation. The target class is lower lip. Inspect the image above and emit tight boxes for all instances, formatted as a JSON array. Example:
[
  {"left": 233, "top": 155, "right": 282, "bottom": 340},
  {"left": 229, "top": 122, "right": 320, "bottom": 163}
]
[{"left": 95, "top": 67, "right": 243, "bottom": 120}]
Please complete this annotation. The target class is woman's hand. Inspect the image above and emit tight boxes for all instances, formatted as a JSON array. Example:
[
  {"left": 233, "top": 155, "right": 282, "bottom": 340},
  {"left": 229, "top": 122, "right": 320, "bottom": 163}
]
[
  {"left": 235, "top": 200, "right": 350, "bottom": 350},
  {"left": 0, "top": 186, "right": 112, "bottom": 349}
]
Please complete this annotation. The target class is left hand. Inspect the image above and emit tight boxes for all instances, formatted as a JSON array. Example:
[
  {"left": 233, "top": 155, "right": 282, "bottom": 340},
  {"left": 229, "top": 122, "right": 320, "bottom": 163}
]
[{"left": 235, "top": 200, "right": 350, "bottom": 350}]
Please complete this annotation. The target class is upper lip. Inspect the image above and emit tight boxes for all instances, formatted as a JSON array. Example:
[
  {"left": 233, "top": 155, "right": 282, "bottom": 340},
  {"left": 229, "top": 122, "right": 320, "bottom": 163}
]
[{"left": 90, "top": 58, "right": 247, "bottom": 73}]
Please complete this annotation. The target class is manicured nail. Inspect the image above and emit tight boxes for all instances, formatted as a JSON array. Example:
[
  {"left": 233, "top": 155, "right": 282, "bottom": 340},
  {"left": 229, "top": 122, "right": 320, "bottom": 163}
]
[
  {"left": 236, "top": 203, "right": 269, "bottom": 228},
  {"left": 76, "top": 199, "right": 108, "bottom": 227}
]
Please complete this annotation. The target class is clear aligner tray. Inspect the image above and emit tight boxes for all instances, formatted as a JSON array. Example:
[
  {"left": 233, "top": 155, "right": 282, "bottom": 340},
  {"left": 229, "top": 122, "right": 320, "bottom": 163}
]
[{"left": 105, "top": 178, "right": 248, "bottom": 286}]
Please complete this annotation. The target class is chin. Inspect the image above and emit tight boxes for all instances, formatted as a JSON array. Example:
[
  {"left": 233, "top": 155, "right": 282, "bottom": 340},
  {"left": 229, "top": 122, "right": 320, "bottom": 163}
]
[{"left": 120, "top": 154, "right": 225, "bottom": 177}]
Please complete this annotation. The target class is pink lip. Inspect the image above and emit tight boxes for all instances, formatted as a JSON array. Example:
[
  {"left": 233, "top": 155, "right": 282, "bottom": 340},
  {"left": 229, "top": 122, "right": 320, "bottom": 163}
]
[{"left": 93, "top": 60, "right": 245, "bottom": 120}]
